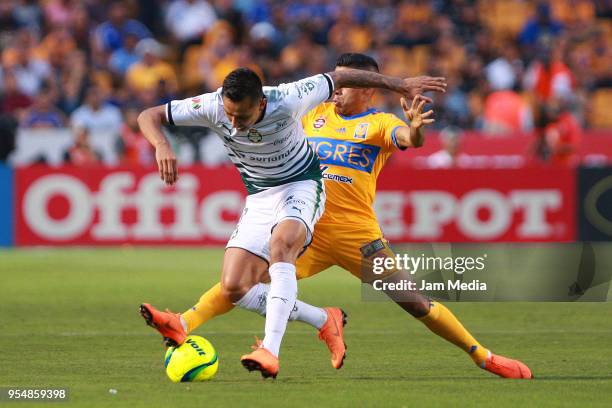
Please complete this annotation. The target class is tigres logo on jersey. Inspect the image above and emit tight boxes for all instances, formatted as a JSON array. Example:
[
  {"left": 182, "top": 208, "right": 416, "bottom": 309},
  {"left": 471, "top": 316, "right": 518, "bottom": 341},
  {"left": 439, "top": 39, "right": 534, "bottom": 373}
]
[{"left": 309, "top": 138, "right": 379, "bottom": 173}]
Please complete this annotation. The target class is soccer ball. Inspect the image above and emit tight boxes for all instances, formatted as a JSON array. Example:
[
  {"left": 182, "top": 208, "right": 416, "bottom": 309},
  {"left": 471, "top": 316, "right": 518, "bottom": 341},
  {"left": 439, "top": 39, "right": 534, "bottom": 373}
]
[{"left": 164, "top": 335, "right": 219, "bottom": 382}]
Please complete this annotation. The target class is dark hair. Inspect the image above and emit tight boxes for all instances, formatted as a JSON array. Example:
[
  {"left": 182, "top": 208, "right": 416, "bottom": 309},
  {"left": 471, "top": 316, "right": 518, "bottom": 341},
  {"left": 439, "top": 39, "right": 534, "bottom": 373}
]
[
  {"left": 335, "top": 53, "right": 380, "bottom": 72},
  {"left": 221, "top": 68, "right": 264, "bottom": 103}
]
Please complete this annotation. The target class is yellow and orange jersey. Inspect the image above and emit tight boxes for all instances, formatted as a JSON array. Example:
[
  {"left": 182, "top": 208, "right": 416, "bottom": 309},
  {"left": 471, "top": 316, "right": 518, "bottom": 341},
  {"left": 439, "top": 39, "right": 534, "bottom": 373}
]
[{"left": 302, "top": 102, "right": 408, "bottom": 228}]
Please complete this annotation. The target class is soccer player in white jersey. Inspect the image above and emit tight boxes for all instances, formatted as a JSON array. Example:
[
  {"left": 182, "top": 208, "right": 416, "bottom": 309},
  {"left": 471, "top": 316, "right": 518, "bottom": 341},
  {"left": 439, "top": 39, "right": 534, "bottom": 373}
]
[{"left": 137, "top": 68, "right": 446, "bottom": 378}]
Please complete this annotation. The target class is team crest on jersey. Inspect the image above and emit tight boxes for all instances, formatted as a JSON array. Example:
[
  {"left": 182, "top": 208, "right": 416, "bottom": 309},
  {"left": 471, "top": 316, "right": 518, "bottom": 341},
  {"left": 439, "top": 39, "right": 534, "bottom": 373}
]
[
  {"left": 354, "top": 123, "right": 369, "bottom": 139},
  {"left": 248, "top": 128, "right": 263, "bottom": 143},
  {"left": 313, "top": 116, "right": 326, "bottom": 129},
  {"left": 275, "top": 120, "right": 288, "bottom": 130},
  {"left": 191, "top": 97, "right": 201, "bottom": 110}
]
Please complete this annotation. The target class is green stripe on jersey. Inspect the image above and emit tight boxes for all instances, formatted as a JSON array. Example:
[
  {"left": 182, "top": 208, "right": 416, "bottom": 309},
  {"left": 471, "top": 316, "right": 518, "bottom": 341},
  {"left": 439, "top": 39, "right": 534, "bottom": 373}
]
[
  {"left": 239, "top": 150, "right": 315, "bottom": 181},
  {"left": 241, "top": 155, "right": 323, "bottom": 195}
]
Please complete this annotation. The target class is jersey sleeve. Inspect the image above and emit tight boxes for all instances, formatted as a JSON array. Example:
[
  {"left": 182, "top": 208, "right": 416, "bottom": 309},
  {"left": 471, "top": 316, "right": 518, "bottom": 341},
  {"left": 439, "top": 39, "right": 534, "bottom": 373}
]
[
  {"left": 378, "top": 113, "right": 410, "bottom": 152},
  {"left": 277, "top": 74, "right": 334, "bottom": 120},
  {"left": 166, "top": 91, "right": 220, "bottom": 127}
]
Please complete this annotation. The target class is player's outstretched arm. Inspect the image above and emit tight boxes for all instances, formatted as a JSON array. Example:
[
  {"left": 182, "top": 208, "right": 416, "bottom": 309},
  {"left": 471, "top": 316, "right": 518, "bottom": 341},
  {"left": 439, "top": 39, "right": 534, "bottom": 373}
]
[
  {"left": 138, "top": 105, "right": 178, "bottom": 186},
  {"left": 394, "top": 95, "right": 435, "bottom": 149},
  {"left": 326, "top": 69, "right": 446, "bottom": 100}
]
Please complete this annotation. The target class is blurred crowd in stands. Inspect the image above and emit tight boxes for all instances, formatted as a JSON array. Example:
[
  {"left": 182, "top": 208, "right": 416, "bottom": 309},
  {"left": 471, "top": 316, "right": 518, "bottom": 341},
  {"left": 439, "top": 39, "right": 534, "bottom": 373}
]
[{"left": 0, "top": 0, "right": 611, "bottom": 167}]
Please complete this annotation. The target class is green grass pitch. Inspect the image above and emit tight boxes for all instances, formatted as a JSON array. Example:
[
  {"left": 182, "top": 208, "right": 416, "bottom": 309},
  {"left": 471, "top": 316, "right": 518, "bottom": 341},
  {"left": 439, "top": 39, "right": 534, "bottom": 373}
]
[{"left": 1, "top": 248, "right": 611, "bottom": 407}]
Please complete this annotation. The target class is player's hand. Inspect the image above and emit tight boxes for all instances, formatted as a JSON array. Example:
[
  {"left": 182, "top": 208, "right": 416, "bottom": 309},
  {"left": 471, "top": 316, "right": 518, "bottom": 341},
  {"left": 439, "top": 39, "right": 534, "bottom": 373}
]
[
  {"left": 402, "top": 95, "right": 435, "bottom": 129},
  {"left": 155, "top": 141, "right": 178, "bottom": 186},
  {"left": 401, "top": 76, "right": 447, "bottom": 101}
]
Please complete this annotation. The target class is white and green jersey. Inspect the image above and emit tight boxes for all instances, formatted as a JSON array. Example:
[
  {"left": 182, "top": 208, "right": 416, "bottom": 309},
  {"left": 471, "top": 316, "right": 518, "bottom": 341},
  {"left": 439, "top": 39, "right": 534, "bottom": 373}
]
[{"left": 166, "top": 73, "right": 334, "bottom": 194}]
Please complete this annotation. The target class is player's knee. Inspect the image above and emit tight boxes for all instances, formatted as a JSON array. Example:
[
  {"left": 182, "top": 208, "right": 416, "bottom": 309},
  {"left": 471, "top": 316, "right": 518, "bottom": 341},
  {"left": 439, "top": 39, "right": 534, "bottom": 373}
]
[
  {"left": 270, "top": 224, "right": 305, "bottom": 262},
  {"left": 220, "top": 279, "right": 249, "bottom": 303},
  {"left": 397, "top": 300, "right": 430, "bottom": 318},
  {"left": 269, "top": 237, "right": 302, "bottom": 263},
  {"left": 270, "top": 235, "right": 292, "bottom": 256}
]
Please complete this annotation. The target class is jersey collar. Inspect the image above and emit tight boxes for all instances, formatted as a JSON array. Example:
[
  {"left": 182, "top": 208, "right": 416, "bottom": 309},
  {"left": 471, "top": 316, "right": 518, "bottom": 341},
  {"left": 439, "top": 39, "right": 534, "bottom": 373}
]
[{"left": 338, "top": 107, "right": 377, "bottom": 120}]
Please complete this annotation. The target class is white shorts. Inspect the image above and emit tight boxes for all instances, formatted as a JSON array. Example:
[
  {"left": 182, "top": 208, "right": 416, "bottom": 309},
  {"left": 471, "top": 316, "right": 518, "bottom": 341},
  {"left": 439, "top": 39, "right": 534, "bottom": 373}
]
[{"left": 226, "top": 179, "right": 326, "bottom": 262}]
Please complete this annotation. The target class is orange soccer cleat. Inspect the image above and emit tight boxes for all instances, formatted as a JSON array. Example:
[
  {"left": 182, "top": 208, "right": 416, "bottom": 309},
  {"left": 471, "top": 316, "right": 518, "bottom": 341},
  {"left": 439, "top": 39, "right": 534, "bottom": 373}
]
[
  {"left": 483, "top": 352, "right": 533, "bottom": 379},
  {"left": 139, "top": 303, "right": 187, "bottom": 347},
  {"left": 240, "top": 337, "right": 280, "bottom": 379},
  {"left": 318, "top": 307, "right": 348, "bottom": 369}
]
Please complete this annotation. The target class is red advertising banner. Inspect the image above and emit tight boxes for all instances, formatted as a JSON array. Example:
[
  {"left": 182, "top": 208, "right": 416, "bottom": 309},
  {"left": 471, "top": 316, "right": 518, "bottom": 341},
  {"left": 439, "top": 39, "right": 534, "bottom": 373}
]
[
  {"left": 15, "top": 165, "right": 247, "bottom": 246},
  {"left": 376, "top": 166, "right": 576, "bottom": 242},
  {"left": 15, "top": 165, "right": 576, "bottom": 246}
]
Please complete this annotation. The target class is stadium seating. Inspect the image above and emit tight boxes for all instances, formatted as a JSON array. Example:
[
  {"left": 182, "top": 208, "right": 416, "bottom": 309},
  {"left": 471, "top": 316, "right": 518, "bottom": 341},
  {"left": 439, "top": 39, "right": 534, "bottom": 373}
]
[{"left": 589, "top": 89, "right": 612, "bottom": 129}]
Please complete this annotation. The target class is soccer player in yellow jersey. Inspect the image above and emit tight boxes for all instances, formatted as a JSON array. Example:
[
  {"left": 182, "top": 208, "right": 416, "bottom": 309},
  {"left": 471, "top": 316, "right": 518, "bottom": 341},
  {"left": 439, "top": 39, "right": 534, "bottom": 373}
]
[{"left": 143, "top": 53, "right": 532, "bottom": 379}]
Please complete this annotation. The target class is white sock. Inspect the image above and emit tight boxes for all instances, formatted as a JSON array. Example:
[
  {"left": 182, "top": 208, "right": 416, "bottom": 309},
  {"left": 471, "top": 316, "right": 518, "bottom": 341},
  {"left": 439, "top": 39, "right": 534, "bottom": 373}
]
[
  {"left": 263, "top": 262, "right": 297, "bottom": 357},
  {"left": 289, "top": 300, "right": 328, "bottom": 330},
  {"left": 235, "top": 283, "right": 328, "bottom": 330},
  {"left": 234, "top": 283, "right": 268, "bottom": 315}
]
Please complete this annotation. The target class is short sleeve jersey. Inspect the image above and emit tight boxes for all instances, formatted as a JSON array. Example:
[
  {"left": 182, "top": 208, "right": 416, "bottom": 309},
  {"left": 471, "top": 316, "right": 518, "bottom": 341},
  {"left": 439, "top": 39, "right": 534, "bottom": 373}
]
[
  {"left": 167, "top": 74, "right": 334, "bottom": 194},
  {"left": 303, "top": 102, "right": 408, "bottom": 225}
]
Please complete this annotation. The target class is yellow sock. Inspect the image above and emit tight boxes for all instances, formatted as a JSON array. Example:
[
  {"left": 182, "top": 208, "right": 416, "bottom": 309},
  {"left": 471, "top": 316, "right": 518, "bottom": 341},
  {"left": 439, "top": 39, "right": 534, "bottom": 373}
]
[
  {"left": 182, "top": 283, "right": 235, "bottom": 333},
  {"left": 418, "top": 301, "right": 489, "bottom": 367}
]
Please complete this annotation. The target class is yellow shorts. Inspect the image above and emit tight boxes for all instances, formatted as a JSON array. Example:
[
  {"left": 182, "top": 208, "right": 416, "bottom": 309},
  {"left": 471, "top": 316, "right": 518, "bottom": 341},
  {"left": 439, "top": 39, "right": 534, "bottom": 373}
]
[{"left": 296, "top": 222, "right": 395, "bottom": 282}]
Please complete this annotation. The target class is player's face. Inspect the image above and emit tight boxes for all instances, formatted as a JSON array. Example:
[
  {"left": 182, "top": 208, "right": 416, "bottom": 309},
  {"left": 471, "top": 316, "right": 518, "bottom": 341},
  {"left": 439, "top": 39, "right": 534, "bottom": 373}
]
[
  {"left": 223, "top": 96, "right": 266, "bottom": 131},
  {"left": 332, "top": 66, "right": 375, "bottom": 115}
]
